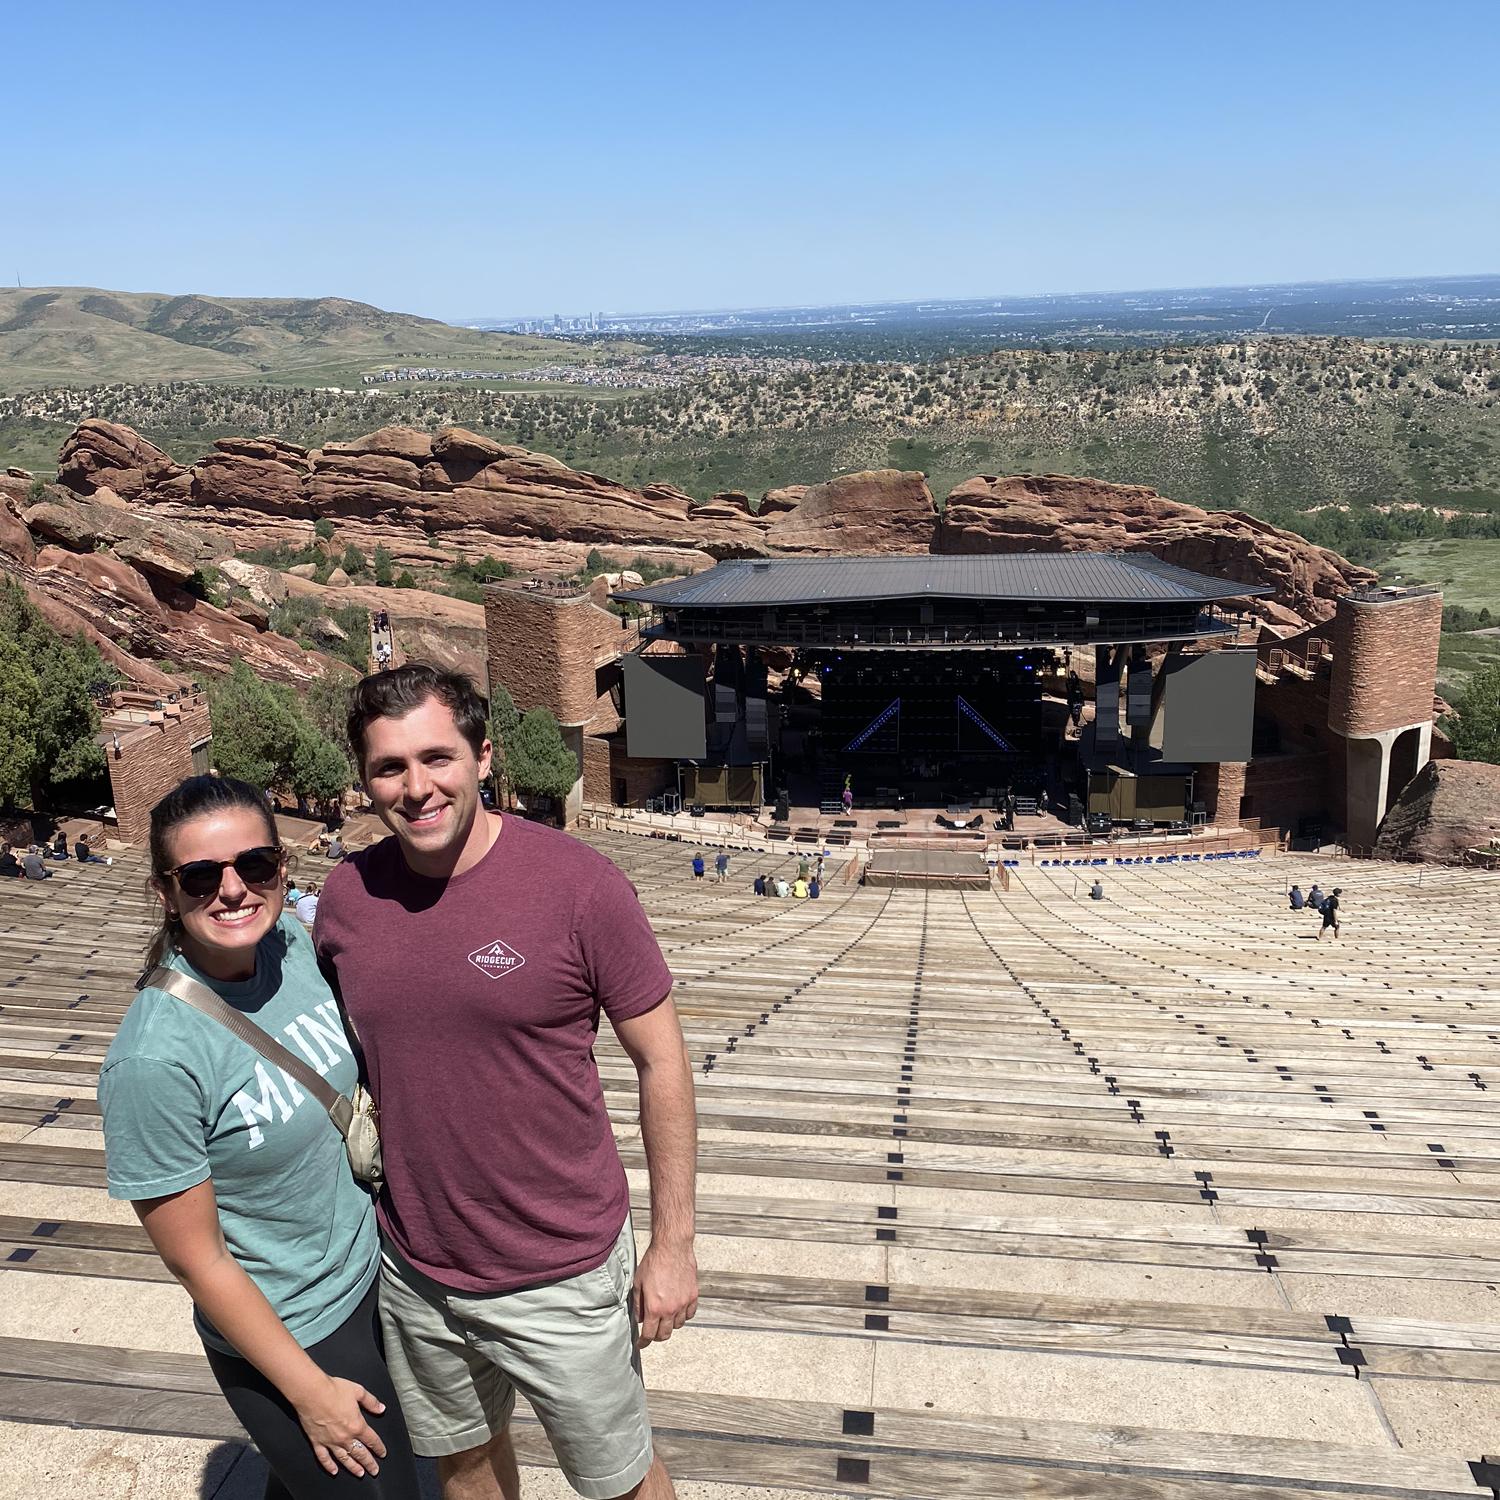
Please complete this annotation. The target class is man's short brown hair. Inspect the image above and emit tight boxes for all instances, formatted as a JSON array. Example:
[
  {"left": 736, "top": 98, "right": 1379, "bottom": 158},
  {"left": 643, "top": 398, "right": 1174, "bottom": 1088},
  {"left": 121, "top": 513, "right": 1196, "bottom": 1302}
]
[{"left": 347, "top": 664, "right": 489, "bottom": 768}]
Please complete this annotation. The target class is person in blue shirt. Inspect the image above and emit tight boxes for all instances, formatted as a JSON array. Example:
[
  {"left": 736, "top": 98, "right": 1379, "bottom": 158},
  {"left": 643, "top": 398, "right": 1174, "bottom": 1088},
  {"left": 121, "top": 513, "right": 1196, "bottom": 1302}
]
[
  {"left": 1288, "top": 885, "right": 1305, "bottom": 911},
  {"left": 691, "top": 854, "right": 705, "bottom": 879},
  {"left": 1307, "top": 884, "right": 1325, "bottom": 913},
  {"left": 753, "top": 874, "right": 766, "bottom": 896},
  {"left": 98, "top": 775, "right": 418, "bottom": 1498},
  {"left": 808, "top": 876, "right": 821, "bottom": 899}
]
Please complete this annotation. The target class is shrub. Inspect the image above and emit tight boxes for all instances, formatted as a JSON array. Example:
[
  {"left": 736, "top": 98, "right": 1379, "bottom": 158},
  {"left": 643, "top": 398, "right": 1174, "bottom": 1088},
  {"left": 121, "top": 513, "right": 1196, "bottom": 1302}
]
[{"left": 1450, "top": 662, "right": 1500, "bottom": 765}]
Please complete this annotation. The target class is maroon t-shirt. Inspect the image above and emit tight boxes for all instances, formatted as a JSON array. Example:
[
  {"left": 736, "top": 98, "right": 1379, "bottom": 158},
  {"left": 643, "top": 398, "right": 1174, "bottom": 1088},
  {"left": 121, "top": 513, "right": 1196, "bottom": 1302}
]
[{"left": 315, "top": 815, "right": 672, "bottom": 1293}]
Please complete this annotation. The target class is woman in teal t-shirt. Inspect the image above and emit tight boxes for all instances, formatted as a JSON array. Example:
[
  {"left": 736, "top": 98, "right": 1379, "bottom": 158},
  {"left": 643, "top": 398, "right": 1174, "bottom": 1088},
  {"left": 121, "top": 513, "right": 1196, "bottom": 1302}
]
[{"left": 99, "top": 775, "right": 418, "bottom": 1498}]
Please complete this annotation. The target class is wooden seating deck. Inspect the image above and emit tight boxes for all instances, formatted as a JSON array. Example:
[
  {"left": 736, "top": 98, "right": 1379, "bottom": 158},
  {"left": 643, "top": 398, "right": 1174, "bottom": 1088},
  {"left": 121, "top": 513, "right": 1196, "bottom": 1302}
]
[{"left": 3, "top": 837, "right": 1500, "bottom": 1497}]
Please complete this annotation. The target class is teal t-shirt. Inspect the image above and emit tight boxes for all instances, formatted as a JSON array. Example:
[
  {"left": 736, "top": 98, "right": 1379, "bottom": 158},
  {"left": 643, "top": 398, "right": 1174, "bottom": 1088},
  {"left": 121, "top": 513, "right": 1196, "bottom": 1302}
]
[{"left": 99, "top": 916, "right": 377, "bottom": 1354}]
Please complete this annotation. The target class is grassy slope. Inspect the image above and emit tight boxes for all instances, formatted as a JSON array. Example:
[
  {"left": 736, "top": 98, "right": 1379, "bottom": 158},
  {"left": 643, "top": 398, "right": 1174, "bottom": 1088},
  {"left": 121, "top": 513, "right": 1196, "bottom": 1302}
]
[
  {"left": 1381, "top": 539, "right": 1500, "bottom": 698},
  {"left": 0, "top": 287, "right": 626, "bottom": 392},
  {"left": 1381, "top": 538, "right": 1500, "bottom": 610}
]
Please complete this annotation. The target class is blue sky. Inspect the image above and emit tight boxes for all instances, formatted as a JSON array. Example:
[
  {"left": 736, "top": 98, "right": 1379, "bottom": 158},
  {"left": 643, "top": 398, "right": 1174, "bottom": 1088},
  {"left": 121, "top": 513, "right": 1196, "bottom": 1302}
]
[{"left": 10, "top": 1, "right": 1498, "bottom": 319}]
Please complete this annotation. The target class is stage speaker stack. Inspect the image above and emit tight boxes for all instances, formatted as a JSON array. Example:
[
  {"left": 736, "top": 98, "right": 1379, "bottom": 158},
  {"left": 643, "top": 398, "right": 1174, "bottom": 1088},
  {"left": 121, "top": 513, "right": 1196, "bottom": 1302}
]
[
  {"left": 745, "top": 693, "right": 769, "bottom": 758},
  {"left": 1067, "top": 794, "right": 1084, "bottom": 827},
  {"left": 1127, "top": 656, "right": 1153, "bottom": 726},
  {"left": 774, "top": 796, "right": 790, "bottom": 823},
  {"left": 1094, "top": 647, "right": 1120, "bottom": 747}
]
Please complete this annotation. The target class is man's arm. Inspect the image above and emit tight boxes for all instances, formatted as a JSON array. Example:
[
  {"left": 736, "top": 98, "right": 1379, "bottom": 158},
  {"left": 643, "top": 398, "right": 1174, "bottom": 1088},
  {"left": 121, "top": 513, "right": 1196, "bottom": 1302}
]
[{"left": 612, "top": 997, "right": 698, "bottom": 1345}]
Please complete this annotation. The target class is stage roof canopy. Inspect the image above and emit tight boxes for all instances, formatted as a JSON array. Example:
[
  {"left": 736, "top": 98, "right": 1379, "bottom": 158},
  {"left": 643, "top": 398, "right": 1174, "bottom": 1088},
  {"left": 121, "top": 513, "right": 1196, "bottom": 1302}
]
[{"left": 615, "top": 553, "right": 1273, "bottom": 610}]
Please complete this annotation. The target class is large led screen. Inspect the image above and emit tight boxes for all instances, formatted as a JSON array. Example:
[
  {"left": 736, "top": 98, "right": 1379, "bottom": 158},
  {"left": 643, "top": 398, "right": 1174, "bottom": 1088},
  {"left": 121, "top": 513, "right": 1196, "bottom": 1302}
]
[
  {"left": 1158, "top": 649, "right": 1256, "bottom": 764},
  {"left": 623, "top": 653, "right": 707, "bottom": 760}
]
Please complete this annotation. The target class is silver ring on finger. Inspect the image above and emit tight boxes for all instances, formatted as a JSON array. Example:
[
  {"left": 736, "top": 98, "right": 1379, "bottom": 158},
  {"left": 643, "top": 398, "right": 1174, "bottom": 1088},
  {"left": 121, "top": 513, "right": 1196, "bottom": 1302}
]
[{"left": 349, "top": 1441, "right": 366, "bottom": 1452}]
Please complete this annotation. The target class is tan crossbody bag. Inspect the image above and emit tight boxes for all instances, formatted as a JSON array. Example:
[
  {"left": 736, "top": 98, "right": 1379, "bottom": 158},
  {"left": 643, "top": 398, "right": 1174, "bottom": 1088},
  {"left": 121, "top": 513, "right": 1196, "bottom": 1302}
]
[{"left": 138, "top": 965, "right": 383, "bottom": 1190}]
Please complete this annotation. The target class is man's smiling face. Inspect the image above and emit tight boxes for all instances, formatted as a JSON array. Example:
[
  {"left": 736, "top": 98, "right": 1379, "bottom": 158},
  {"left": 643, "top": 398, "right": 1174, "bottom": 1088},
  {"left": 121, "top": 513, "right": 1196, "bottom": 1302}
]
[{"left": 362, "top": 693, "right": 493, "bottom": 876}]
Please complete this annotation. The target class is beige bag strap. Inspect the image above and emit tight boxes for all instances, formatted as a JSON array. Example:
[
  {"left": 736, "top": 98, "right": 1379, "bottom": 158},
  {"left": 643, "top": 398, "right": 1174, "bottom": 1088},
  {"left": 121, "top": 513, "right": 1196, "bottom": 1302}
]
[{"left": 139, "top": 965, "right": 353, "bottom": 1135}]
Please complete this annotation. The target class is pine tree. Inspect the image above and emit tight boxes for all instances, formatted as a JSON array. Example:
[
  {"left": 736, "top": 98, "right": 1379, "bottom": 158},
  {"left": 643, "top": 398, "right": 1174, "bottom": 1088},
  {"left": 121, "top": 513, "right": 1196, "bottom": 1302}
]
[
  {"left": 0, "top": 635, "right": 40, "bottom": 808},
  {"left": 488, "top": 684, "right": 522, "bottom": 804}
]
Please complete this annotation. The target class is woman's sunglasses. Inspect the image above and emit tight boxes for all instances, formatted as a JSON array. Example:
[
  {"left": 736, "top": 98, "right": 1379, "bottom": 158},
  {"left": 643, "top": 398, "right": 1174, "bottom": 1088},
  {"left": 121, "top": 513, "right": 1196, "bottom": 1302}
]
[{"left": 167, "top": 846, "right": 284, "bottom": 899}]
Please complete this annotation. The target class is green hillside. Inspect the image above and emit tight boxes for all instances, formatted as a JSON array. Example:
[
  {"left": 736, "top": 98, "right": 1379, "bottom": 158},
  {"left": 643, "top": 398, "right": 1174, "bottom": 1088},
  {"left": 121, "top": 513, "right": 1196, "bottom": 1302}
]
[{"left": 0, "top": 287, "right": 614, "bottom": 392}]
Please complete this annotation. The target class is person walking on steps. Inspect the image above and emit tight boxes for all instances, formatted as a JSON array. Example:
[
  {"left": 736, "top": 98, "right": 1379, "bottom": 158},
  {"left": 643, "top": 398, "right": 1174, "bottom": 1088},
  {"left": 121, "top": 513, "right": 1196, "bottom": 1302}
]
[
  {"left": 316, "top": 665, "right": 698, "bottom": 1500},
  {"left": 1318, "top": 887, "right": 1342, "bottom": 941},
  {"left": 691, "top": 853, "right": 705, "bottom": 880},
  {"left": 99, "top": 775, "right": 420, "bottom": 1499}
]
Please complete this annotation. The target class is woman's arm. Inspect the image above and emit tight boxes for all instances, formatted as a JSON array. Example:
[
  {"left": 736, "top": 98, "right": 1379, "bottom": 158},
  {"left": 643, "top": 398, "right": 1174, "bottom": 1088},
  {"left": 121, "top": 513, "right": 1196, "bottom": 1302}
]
[{"left": 135, "top": 1180, "right": 387, "bottom": 1478}]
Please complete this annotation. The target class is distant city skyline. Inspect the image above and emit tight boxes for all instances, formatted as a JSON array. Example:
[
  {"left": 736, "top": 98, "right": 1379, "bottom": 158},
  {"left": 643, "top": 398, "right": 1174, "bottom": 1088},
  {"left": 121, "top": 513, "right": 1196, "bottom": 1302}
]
[
  {"left": 473, "top": 273, "right": 1500, "bottom": 333},
  {"left": 10, "top": 1, "right": 1499, "bottom": 321}
]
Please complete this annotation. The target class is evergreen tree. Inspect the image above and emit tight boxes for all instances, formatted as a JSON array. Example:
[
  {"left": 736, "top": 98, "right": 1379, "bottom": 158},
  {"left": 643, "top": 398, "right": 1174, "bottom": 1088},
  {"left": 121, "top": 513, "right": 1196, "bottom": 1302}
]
[
  {"left": 1451, "top": 663, "right": 1500, "bottom": 765},
  {"left": 373, "top": 545, "right": 395, "bottom": 587},
  {"left": 510, "top": 707, "right": 578, "bottom": 807},
  {"left": 488, "top": 684, "right": 522, "bottom": 804},
  {"left": 209, "top": 663, "right": 301, "bottom": 789},
  {"left": 208, "top": 664, "right": 351, "bottom": 798},
  {"left": 0, "top": 580, "right": 108, "bottom": 807},
  {"left": 305, "top": 670, "right": 357, "bottom": 762},
  {"left": 0, "top": 635, "right": 40, "bottom": 808},
  {"left": 290, "top": 724, "right": 353, "bottom": 803}
]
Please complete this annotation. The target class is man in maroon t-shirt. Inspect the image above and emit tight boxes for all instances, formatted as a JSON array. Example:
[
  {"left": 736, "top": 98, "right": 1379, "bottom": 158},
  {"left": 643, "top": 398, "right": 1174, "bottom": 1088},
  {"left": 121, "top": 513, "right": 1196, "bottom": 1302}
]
[{"left": 316, "top": 665, "right": 697, "bottom": 1500}]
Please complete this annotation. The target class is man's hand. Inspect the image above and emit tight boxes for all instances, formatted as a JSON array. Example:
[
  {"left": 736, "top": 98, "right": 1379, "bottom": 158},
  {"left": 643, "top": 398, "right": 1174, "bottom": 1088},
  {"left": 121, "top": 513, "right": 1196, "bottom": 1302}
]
[{"left": 634, "top": 1238, "right": 698, "bottom": 1346}]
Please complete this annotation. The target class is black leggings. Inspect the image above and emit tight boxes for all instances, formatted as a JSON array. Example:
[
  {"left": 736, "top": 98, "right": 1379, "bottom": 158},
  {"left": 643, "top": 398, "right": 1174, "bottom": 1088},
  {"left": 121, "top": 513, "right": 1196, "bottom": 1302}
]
[{"left": 204, "top": 1281, "right": 421, "bottom": 1500}]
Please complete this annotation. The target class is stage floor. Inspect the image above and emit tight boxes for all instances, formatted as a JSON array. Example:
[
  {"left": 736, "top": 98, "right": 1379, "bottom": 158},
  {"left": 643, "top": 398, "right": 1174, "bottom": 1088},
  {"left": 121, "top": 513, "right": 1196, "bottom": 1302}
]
[{"left": 864, "top": 848, "right": 991, "bottom": 889}]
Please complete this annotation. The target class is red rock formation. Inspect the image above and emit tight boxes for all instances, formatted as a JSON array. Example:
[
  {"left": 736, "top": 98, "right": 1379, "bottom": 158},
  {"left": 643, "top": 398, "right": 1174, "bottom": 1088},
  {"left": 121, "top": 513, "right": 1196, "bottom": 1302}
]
[
  {"left": 31, "top": 547, "right": 335, "bottom": 686},
  {"left": 1375, "top": 760, "right": 1500, "bottom": 863},
  {"left": 38, "top": 422, "right": 1378, "bottom": 652},
  {"left": 56, "top": 418, "right": 184, "bottom": 499},
  {"left": 762, "top": 470, "right": 935, "bottom": 554},
  {"left": 936, "top": 473, "right": 1374, "bottom": 627}
]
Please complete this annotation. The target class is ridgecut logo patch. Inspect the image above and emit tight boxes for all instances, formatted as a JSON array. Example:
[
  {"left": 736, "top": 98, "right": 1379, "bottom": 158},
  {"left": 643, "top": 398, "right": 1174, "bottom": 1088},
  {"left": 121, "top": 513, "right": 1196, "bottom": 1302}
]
[{"left": 467, "top": 939, "right": 527, "bottom": 981}]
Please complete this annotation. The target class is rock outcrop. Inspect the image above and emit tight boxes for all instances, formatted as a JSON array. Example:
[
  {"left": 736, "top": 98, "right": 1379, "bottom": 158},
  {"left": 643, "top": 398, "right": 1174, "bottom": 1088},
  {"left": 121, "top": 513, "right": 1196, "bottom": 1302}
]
[
  {"left": 1375, "top": 760, "right": 1500, "bottom": 863},
  {"left": 56, "top": 418, "right": 184, "bottom": 499},
  {"left": 936, "top": 474, "right": 1373, "bottom": 628},
  {"left": 74, "top": 420, "right": 771, "bottom": 574},
  {"left": 30, "top": 546, "right": 335, "bottom": 686},
  {"left": 764, "top": 470, "right": 935, "bottom": 554},
  {"left": 19, "top": 420, "right": 1389, "bottom": 692}
]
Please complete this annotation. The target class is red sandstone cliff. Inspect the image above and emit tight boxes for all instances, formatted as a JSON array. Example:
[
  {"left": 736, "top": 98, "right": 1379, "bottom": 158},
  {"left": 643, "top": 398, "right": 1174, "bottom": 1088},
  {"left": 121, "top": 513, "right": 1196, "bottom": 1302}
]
[
  {"left": 935, "top": 474, "right": 1374, "bottom": 628},
  {"left": 56, "top": 419, "right": 770, "bottom": 576},
  {"left": 20, "top": 421, "right": 1382, "bottom": 691}
]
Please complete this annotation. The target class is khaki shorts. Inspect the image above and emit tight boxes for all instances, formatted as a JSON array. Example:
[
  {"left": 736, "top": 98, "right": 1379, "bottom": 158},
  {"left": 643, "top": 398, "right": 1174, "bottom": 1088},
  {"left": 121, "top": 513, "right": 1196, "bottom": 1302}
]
[{"left": 377, "top": 1218, "right": 652, "bottom": 1498}]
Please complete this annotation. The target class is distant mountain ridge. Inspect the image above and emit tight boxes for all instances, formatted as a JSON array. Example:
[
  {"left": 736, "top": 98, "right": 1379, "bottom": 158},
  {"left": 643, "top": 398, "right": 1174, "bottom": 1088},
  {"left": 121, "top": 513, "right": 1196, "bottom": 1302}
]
[{"left": 0, "top": 286, "right": 589, "bottom": 390}]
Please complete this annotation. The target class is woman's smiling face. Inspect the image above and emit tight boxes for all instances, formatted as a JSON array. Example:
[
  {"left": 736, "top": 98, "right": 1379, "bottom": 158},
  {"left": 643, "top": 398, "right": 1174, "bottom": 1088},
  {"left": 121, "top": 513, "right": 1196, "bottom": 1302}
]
[{"left": 155, "top": 808, "right": 286, "bottom": 979}]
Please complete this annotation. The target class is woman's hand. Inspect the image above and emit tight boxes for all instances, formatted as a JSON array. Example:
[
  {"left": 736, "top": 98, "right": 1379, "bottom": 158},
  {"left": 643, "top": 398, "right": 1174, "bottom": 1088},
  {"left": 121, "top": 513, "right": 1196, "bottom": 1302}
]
[{"left": 293, "top": 1373, "right": 389, "bottom": 1477}]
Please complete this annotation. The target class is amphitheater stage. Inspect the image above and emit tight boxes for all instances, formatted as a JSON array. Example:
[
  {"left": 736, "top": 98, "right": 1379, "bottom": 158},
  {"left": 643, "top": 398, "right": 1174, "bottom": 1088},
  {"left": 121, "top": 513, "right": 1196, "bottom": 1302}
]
[{"left": 864, "top": 848, "right": 990, "bottom": 888}]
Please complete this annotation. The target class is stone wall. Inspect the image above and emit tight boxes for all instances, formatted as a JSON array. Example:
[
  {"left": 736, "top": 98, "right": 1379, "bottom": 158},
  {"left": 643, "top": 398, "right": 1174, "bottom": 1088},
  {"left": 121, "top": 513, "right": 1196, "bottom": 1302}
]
[
  {"left": 108, "top": 701, "right": 212, "bottom": 844},
  {"left": 1198, "top": 760, "right": 1248, "bottom": 826},
  {"left": 1328, "top": 590, "right": 1442, "bottom": 737},
  {"left": 485, "top": 582, "right": 624, "bottom": 730},
  {"left": 1243, "top": 751, "right": 1329, "bottom": 838}
]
